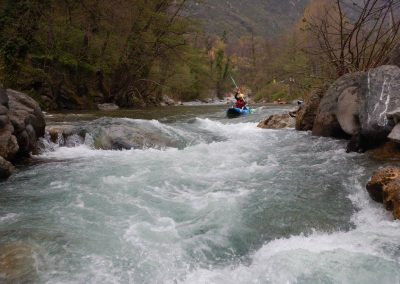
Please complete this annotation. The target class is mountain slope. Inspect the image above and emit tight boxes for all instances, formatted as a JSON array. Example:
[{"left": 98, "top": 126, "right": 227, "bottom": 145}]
[{"left": 187, "top": 0, "right": 311, "bottom": 38}]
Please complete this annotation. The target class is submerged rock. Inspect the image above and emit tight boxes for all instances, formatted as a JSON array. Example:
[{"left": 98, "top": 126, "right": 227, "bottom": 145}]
[
  {"left": 97, "top": 103, "right": 119, "bottom": 111},
  {"left": 0, "top": 243, "right": 39, "bottom": 283},
  {"left": 46, "top": 117, "right": 201, "bottom": 150},
  {"left": 258, "top": 114, "right": 295, "bottom": 129},
  {"left": 366, "top": 167, "right": 400, "bottom": 220}
]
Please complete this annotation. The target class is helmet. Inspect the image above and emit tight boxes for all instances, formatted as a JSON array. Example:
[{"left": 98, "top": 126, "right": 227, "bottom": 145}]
[{"left": 237, "top": 93, "right": 245, "bottom": 99}]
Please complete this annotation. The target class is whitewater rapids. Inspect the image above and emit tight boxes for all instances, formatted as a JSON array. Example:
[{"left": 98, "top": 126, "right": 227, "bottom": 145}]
[{"left": 0, "top": 106, "right": 399, "bottom": 283}]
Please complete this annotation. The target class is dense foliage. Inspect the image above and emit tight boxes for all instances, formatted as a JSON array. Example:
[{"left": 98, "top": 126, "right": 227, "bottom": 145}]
[{"left": 0, "top": 0, "right": 220, "bottom": 109}]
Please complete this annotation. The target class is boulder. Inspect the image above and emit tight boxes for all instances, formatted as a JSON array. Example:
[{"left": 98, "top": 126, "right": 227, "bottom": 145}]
[
  {"left": 386, "top": 108, "right": 400, "bottom": 124},
  {"left": 388, "top": 124, "right": 400, "bottom": 143},
  {"left": 359, "top": 65, "right": 400, "bottom": 141},
  {"left": 366, "top": 167, "right": 400, "bottom": 203},
  {"left": 46, "top": 117, "right": 193, "bottom": 150},
  {"left": 0, "top": 88, "right": 45, "bottom": 180},
  {"left": 310, "top": 66, "right": 400, "bottom": 152},
  {"left": 0, "top": 85, "right": 7, "bottom": 107},
  {"left": 7, "top": 89, "right": 46, "bottom": 157},
  {"left": 382, "top": 179, "right": 400, "bottom": 217},
  {"left": 0, "top": 129, "right": 19, "bottom": 161},
  {"left": 0, "top": 105, "right": 7, "bottom": 115},
  {"left": 368, "top": 141, "right": 400, "bottom": 161},
  {"left": 0, "top": 242, "right": 39, "bottom": 283},
  {"left": 162, "top": 95, "right": 175, "bottom": 106},
  {"left": 258, "top": 114, "right": 295, "bottom": 129},
  {"left": 296, "top": 88, "right": 324, "bottom": 131},
  {"left": 388, "top": 44, "right": 400, "bottom": 68},
  {"left": 313, "top": 72, "right": 364, "bottom": 138},
  {"left": 366, "top": 167, "right": 400, "bottom": 220},
  {"left": 0, "top": 100, "right": 19, "bottom": 161},
  {"left": 97, "top": 103, "right": 119, "bottom": 111},
  {"left": 337, "top": 86, "right": 361, "bottom": 135},
  {"left": 0, "top": 156, "right": 15, "bottom": 179}
]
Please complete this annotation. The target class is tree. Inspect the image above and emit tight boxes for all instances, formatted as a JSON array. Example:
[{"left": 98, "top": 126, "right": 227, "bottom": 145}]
[
  {"left": 0, "top": 0, "right": 211, "bottom": 109},
  {"left": 304, "top": 0, "right": 400, "bottom": 77}
]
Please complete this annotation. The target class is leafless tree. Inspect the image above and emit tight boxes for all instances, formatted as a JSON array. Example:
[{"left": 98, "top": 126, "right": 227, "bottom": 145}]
[{"left": 305, "top": 0, "right": 400, "bottom": 77}]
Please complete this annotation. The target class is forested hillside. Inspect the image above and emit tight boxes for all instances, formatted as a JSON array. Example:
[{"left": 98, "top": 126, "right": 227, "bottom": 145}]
[
  {"left": 187, "top": 0, "right": 310, "bottom": 38},
  {"left": 0, "top": 0, "right": 216, "bottom": 109}
]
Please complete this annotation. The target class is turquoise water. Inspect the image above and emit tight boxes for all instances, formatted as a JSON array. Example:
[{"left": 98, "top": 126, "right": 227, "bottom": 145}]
[{"left": 0, "top": 105, "right": 399, "bottom": 283}]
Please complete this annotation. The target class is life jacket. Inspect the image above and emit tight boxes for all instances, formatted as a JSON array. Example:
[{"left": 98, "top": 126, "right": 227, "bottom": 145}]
[{"left": 235, "top": 99, "right": 246, "bottom": 109}]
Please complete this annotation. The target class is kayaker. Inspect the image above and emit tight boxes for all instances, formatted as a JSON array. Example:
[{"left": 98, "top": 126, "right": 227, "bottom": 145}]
[{"left": 234, "top": 89, "right": 247, "bottom": 109}]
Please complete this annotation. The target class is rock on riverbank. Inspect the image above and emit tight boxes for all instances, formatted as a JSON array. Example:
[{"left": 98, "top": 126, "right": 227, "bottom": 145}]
[
  {"left": 297, "top": 65, "right": 400, "bottom": 153},
  {"left": 366, "top": 167, "right": 400, "bottom": 220},
  {"left": 0, "top": 87, "right": 45, "bottom": 179},
  {"left": 257, "top": 114, "right": 295, "bottom": 129}
]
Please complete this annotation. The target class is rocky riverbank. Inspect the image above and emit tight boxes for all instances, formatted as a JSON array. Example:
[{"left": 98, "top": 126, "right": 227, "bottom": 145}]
[
  {"left": 258, "top": 65, "right": 400, "bottom": 219},
  {"left": 0, "top": 87, "right": 45, "bottom": 179}
]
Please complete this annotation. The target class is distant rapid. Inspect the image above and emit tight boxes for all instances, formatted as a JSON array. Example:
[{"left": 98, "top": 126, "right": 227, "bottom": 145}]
[{"left": 0, "top": 105, "right": 399, "bottom": 284}]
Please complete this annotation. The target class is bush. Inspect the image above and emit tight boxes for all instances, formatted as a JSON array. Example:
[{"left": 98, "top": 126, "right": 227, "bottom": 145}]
[{"left": 253, "top": 82, "right": 289, "bottom": 102}]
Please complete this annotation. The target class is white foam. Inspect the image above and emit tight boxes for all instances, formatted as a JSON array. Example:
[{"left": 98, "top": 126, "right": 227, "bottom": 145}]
[
  {"left": 179, "top": 164, "right": 400, "bottom": 284},
  {"left": 0, "top": 213, "right": 19, "bottom": 223}
]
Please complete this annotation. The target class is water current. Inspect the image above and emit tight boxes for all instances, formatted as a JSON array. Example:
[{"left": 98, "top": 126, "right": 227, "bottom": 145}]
[{"left": 0, "top": 105, "right": 399, "bottom": 283}]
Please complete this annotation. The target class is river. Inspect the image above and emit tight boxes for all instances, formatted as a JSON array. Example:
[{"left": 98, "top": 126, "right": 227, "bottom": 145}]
[{"left": 0, "top": 105, "right": 399, "bottom": 283}]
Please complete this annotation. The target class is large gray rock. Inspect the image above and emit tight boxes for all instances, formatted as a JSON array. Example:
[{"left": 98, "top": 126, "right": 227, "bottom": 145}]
[
  {"left": 387, "top": 108, "right": 400, "bottom": 124},
  {"left": 7, "top": 89, "right": 46, "bottom": 157},
  {"left": 359, "top": 65, "right": 400, "bottom": 140},
  {"left": 388, "top": 124, "right": 400, "bottom": 143},
  {"left": 337, "top": 86, "right": 361, "bottom": 135},
  {"left": 313, "top": 72, "right": 364, "bottom": 138},
  {"left": 388, "top": 44, "right": 400, "bottom": 68},
  {"left": 0, "top": 88, "right": 45, "bottom": 180},
  {"left": 46, "top": 117, "right": 201, "bottom": 151},
  {"left": 310, "top": 66, "right": 400, "bottom": 151}
]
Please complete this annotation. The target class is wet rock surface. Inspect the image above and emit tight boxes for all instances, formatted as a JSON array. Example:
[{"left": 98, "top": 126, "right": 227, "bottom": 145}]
[
  {"left": 304, "top": 66, "right": 400, "bottom": 152},
  {"left": 313, "top": 73, "right": 364, "bottom": 138},
  {"left": 45, "top": 117, "right": 223, "bottom": 151},
  {"left": 367, "top": 141, "right": 400, "bottom": 161},
  {"left": 360, "top": 66, "right": 400, "bottom": 141},
  {"left": 296, "top": 88, "right": 324, "bottom": 131},
  {"left": 388, "top": 124, "right": 400, "bottom": 143},
  {"left": 366, "top": 167, "right": 400, "bottom": 219},
  {"left": 0, "top": 88, "right": 45, "bottom": 179},
  {"left": 258, "top": 113, "right": 295, "bottom": 129},
  {"left": 0, "top": 243, "right": 39, "bottom": 283},
  {"left": 97, "top": 103, "right": 119, "bottom": 111}
]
